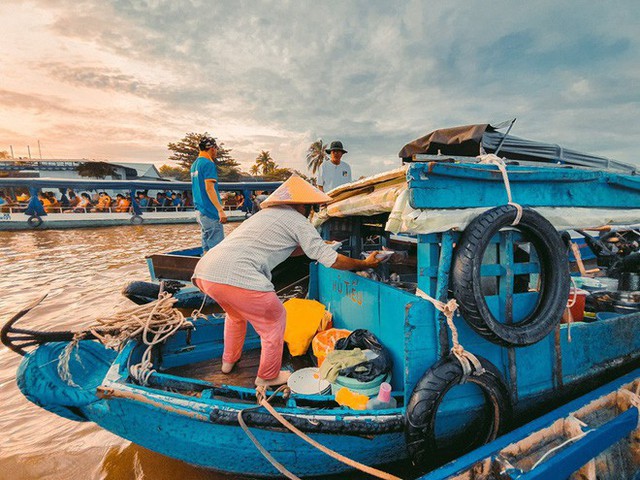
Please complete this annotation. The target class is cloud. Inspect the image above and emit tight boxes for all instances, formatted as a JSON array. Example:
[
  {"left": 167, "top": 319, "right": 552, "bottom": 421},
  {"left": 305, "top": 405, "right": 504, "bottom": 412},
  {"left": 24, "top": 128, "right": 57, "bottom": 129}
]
[{"left": 1, "top": 0, "right": 638, "bottom": 175}]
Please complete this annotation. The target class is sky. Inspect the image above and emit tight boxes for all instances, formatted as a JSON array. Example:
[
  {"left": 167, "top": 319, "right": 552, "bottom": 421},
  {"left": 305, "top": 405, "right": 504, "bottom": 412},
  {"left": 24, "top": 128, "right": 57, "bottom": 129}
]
[{"left": 1, "top": 1, "right": 639, "bottom": 178}]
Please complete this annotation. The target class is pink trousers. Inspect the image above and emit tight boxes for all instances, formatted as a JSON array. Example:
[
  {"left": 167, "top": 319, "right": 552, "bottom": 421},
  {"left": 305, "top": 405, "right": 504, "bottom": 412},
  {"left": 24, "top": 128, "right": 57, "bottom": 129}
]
[{"left": 194, "top": 279, "right": 286, "bottom": 380}]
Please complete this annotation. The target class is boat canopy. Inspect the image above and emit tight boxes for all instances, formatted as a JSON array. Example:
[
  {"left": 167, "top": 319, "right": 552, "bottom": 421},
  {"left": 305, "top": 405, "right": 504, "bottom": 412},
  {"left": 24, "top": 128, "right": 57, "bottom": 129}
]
[
  {"left": 0, "top": 177, "right": 281, "bottom": 191},
  {"left": 398, "top": 122, "right": 638, "bottom": 174}
]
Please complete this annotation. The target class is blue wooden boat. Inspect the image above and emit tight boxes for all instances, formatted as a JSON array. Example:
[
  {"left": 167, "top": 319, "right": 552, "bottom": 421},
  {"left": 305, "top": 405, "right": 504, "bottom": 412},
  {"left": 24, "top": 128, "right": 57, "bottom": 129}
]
[
  {"left": 0, "top": 177, "right": 280, "bottom": 230},
  {"left": 421, "top": 365, "right": 640, "bottom": 479},
  {"left": 4, "top": 128, "right": 640, "bottom": 477}
]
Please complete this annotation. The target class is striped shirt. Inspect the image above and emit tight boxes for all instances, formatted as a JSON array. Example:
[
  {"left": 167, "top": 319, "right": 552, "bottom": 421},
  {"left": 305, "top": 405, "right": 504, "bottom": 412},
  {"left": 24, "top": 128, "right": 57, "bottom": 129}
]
[{"left": 193, "top": 205, "right": 338, "bottom": 291}]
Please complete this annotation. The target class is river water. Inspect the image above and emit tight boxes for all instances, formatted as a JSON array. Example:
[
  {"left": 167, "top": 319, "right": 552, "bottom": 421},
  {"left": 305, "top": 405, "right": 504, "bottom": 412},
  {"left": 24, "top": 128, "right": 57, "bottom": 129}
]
[{"left": 0, "top": 224, "right": 248, "bottom": 480}]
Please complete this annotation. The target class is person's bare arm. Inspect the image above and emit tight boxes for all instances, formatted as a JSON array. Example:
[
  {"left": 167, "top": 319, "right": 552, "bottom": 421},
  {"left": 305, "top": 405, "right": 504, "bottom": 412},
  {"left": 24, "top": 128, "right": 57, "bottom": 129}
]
[
  {"left": 331, "top": 251, "right": 380, "bottom": 271},
  {"left": 318, "top": 185, "right": 324, "bottom": 192},
  {"left": 204, "top": 179, "right": 227, "bottom": 223}
]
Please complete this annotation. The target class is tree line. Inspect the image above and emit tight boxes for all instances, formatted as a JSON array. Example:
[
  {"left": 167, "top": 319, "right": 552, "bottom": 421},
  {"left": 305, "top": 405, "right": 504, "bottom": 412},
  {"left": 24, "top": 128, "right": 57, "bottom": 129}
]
[{"left": 160, "top": 133, "right": 330, "bottom": 183}]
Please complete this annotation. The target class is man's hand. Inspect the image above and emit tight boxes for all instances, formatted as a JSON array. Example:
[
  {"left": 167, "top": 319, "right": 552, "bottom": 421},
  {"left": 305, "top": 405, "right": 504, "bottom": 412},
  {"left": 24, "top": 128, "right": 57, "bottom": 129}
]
[
  {"left": 363, "top": 251, "right": 382, "bottom": 269},
  {"left": 219, "top": 211, "right": 228, "bottom": 224}
]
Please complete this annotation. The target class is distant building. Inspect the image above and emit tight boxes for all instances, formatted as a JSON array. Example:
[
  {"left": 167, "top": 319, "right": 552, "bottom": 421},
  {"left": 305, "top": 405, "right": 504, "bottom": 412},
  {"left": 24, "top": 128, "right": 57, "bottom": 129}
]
[{"left": 0, "top": 159, "right": 163, "bottom": 181}]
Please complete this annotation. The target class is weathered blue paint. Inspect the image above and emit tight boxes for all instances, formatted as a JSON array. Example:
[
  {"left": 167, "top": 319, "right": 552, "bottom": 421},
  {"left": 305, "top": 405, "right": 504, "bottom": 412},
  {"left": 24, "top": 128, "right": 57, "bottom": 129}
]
[
  {"left": 421, "top": 367, "right": 640, "bottom": 480},
  {"left": 408, "top": 162, "right": 640, "bottom": 209}
]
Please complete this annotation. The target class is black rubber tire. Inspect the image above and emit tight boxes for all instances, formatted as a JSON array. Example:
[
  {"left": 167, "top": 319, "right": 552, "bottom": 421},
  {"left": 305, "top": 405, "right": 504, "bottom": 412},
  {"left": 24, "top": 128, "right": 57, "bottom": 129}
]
[
  {"left": 27, "top": 215, "right": 43, "bottom": 228},
  {"left": 405, "top": 354, "right": 511, "bottom": 468},
  {"left": 130, "top": 214, "right": 144, "bottom": 225},
  {"left": 452, "top": 205, "right": 570, "bottom": 347}
]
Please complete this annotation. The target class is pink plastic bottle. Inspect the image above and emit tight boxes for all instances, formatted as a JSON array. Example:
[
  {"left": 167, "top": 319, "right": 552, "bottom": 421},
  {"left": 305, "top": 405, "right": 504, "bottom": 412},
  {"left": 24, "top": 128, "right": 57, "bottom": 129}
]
[{"left": 366, "top": 382, "right": 397, "bottom": 409}]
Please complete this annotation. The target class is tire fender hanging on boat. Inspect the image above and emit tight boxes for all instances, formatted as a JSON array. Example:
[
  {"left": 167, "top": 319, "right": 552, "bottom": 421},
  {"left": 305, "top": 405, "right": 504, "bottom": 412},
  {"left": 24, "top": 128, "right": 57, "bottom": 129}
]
[
  {"left": 130, "top": 214, "right": 144, "bottom": 225},
  {"left": 27, "top": 214, "right": 43, "bottom": 228},
  {"left": 405, "top": 354, "right": 511, "bottom": 469},
  {"left": 452, "top": 204, "right": 570, "bottom": 346}
]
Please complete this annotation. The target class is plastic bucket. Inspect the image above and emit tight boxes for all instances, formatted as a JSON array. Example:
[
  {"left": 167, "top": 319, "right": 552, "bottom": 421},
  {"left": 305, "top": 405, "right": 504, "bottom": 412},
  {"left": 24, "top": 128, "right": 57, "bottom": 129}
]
[
  {"left": 567, "top": 288, "right": 588, "bottom": 322},
  {"left": 330, "top": 373, "right": 391, "bottom": 397},
  {"left": 312, "top": 329, "right": 351, "bottom": 367}
]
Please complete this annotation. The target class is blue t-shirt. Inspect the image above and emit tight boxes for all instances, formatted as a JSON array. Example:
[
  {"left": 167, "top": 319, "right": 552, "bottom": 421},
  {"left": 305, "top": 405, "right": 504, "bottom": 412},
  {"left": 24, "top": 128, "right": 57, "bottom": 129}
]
[{"left": 191, "top": 156, "right": 221, "bottom": 220}]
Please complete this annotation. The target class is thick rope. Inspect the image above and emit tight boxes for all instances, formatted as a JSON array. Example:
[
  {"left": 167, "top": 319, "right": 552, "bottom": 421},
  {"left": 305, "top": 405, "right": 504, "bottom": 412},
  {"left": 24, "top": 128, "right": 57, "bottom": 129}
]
[
  {"left": 415, "top": 288, "right": 485, "bottom": 380},
  {"left": 244, "top": 385, "right": 402, "bottom": 480},
  {"left": 478, "top": 154, "right": 523, "bottom": 226},
  {"left": 238, "top": 386, "right": 301, "bottom": 480},
  {"left": 58, "top": 293, "right": 191, "bottom": 386},
  {"left": 563, "top": 276, "right": 579, "bottom": 343}
]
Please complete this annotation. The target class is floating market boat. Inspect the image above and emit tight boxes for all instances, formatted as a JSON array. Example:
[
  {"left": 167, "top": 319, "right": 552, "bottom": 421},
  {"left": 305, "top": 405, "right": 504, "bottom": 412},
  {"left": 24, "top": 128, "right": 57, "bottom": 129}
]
[
  {"left": 0, "top": 177, "right": 280, "bottom": 230},
  {"left": 421, "top": 366, "right": 640, "bottom": 479},
  {"left": 4, "top": 123, "right": 640, "bottom": 478}
]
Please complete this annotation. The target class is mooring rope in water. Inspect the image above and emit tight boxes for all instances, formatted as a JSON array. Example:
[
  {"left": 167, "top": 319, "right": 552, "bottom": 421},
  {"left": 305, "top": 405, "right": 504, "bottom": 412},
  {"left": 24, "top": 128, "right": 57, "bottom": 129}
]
[
  {"left": 238, "top": 385, "right": 402, "bottom": 480},
  {"left": 58, "top": 292, "right": 191, "bottom": 386},
  {"left": 478, "top": 153, "right": 523, "bottom": 226},
  {"left": 415, "top": 288, "right": 485, "bottom": 380}
]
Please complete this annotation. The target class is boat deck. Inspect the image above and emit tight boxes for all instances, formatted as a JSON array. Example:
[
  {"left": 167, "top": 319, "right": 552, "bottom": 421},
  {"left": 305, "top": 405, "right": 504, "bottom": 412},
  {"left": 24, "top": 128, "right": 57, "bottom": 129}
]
[{"left": 164, "top": 347, "right": 315, "bottom": 388}]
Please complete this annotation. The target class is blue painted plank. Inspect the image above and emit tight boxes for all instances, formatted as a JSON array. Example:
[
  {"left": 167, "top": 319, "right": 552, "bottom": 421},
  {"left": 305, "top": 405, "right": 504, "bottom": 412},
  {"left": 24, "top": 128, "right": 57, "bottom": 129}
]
[{"left": 407, "top": 162, "right": 640, "bottom": 208}]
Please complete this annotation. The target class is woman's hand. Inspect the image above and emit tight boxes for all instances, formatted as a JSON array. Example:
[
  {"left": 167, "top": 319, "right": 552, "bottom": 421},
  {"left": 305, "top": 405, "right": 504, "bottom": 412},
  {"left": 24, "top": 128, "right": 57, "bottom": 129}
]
[{"left": 363, "top": 251, "right": 382, "bottom": 269}]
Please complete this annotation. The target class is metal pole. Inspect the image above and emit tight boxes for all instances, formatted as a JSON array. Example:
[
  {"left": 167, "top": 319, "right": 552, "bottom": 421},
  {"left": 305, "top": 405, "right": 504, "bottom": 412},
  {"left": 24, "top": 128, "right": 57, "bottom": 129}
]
[
  {"left": 494, "top": 118, "right": 517, "bottom": 156},
  {"left": 10, "top": 145, "right": 14, "bottom": 159}
]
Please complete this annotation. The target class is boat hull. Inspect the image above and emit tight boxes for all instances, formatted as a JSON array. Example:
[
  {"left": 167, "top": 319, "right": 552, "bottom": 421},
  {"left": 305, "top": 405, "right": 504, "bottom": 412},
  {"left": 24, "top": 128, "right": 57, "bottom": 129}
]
[{"left": 0, "top": 210, "right": 246, "bottom": 231}]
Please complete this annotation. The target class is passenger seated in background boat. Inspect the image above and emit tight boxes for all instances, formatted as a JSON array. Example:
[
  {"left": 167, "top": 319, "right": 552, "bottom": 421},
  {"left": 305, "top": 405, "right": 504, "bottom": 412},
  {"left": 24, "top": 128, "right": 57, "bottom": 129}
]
[
  {"left": 69, "top": 193, "right": 92, "bottom": 213},
  {"left": 192, "top": 175, "right": 381, "bottom": 387},
  {"left": 16, "top": 192, "right": 29, "bottom": 203},
  {"left": 92, "top": 192, "right": 112, "bottom": 212},
  {"left": 155, "top": 192, "right": 166, "bottom": 210},
  {"left": 0, "top": 191, "right": 15, "bottom": 212},
  {"left": 42, "top": 191, "right": 60, "bottom": 213},
  {"left": 114, "top": 194, "right": 131, "bottom": 212},
  {"left": 67, "top": 190, "right": 79, "bottom": 210},
  {"left": 182, "top": 191, "right": 192, "bottom": 208},
  {"left": 170, "top": 192, "right": 183, "bottom": 209},
  {"left": 137, "top": 191, "right": 150, "bottom": 209},
  {"left": 235, "top": 193, "right": 245, "bottom": 210}
]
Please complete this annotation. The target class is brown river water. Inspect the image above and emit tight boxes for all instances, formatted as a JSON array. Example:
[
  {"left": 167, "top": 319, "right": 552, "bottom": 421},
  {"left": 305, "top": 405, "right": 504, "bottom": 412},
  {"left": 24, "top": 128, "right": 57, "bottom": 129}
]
[{"left": 0, "top": 224, "right": 249, "bottom": 480}]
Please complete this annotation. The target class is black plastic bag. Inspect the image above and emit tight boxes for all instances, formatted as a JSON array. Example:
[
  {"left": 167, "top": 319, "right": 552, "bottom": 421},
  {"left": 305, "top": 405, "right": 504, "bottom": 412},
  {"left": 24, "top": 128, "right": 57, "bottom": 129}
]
[{"left": 334, "top": 329, "right": 392, "bottom": 382}]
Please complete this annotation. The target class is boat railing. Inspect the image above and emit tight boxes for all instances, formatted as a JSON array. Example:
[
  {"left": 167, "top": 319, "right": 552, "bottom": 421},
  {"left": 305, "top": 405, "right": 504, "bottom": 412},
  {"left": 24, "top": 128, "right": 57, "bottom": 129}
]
[{"left": 2, "top": 205, "right": 199, "bottom": 214}]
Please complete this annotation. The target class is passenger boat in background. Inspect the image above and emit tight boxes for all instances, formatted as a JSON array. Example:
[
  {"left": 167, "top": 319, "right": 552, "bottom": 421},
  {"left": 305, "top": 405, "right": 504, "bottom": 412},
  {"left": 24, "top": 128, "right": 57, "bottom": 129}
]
[
  {"left": 0, "top": 177, "right": 280, "bottom": 230},
  {"left": 4, "top": 123, "right": 640, "bottom": 478}
]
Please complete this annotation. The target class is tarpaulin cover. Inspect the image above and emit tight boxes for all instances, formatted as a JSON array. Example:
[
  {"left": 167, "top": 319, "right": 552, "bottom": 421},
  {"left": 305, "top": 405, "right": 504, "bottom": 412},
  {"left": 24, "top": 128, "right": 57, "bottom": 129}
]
[{"left": 398, "top": 123, "right": 637, "bottom": 174}]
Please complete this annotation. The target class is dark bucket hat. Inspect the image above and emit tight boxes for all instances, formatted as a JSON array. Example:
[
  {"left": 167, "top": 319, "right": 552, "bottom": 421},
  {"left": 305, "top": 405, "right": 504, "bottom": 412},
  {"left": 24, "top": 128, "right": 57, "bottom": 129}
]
[{"left": 325, "top": 140, "right": 348, "bottom": 154}]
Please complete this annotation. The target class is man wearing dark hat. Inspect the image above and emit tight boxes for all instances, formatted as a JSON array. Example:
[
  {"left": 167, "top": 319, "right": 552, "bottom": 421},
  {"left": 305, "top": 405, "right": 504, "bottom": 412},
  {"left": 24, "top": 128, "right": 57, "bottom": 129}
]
[
  {"left": 191, "top": 134, "right": 227, "bottom": 252},
  {"left": 318, "top": 140, "right": 352, "bottom": 192}
]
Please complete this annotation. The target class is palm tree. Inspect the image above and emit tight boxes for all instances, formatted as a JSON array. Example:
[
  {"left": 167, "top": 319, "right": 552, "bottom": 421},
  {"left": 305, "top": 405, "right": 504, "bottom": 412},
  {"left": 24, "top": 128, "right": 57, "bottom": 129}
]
[
  {"left": 255, "top": 151, "right": 276, "bottom": 175},
  {"left": 249, "top": 164, "right": 260, "bottom": 176},
  {"left": 306, "top": 139, "right": 327, "bottom": 175}
]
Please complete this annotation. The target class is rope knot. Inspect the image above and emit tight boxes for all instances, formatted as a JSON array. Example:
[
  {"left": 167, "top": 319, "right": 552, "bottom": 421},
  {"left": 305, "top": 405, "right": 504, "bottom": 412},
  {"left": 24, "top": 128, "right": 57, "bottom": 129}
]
[
  {"left": 441, "top": 298, "right": 459, "bottom": 318},
  {"left": 255, "top": 385, "right": 267, "bottom": 405}
]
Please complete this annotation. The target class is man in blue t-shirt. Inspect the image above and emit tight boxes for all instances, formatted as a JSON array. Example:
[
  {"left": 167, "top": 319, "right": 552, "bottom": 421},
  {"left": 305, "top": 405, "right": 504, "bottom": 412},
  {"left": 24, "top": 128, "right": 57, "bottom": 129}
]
[{"left": 191, "top": 135, "right": 227, "bottom": 251}]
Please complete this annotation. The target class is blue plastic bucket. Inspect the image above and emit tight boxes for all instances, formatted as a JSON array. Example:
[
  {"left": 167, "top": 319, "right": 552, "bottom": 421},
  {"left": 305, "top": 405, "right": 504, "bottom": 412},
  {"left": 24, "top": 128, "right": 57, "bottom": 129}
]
[{"left": 330, "top": 373, "right": 391, "bottom": 397}]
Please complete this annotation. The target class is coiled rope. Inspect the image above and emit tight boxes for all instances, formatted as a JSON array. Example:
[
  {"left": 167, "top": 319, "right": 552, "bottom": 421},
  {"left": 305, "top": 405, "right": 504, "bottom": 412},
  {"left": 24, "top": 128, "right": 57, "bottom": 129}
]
[
  {"left": 238, "top": 385, "right": 402, "bottom": 480},
  {"left": 58, "top": 292, "right": 191, "bottom": 386}
]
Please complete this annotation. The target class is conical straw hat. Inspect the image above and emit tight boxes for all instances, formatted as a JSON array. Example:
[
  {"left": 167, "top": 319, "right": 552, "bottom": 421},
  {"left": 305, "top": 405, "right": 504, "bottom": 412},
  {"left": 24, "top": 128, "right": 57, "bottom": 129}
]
[{"left": 260, "top": 175, "right": 332, "bottom": 209}]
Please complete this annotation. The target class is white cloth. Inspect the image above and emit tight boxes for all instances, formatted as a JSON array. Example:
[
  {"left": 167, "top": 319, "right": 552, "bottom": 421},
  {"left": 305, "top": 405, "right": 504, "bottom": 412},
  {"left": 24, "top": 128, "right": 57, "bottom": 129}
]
[
  {"left": 318, "top": 161, "right": 352, "bottom": 192},
  {"left": 193, "top": 205, "right": 338, "bottom": 291}
]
